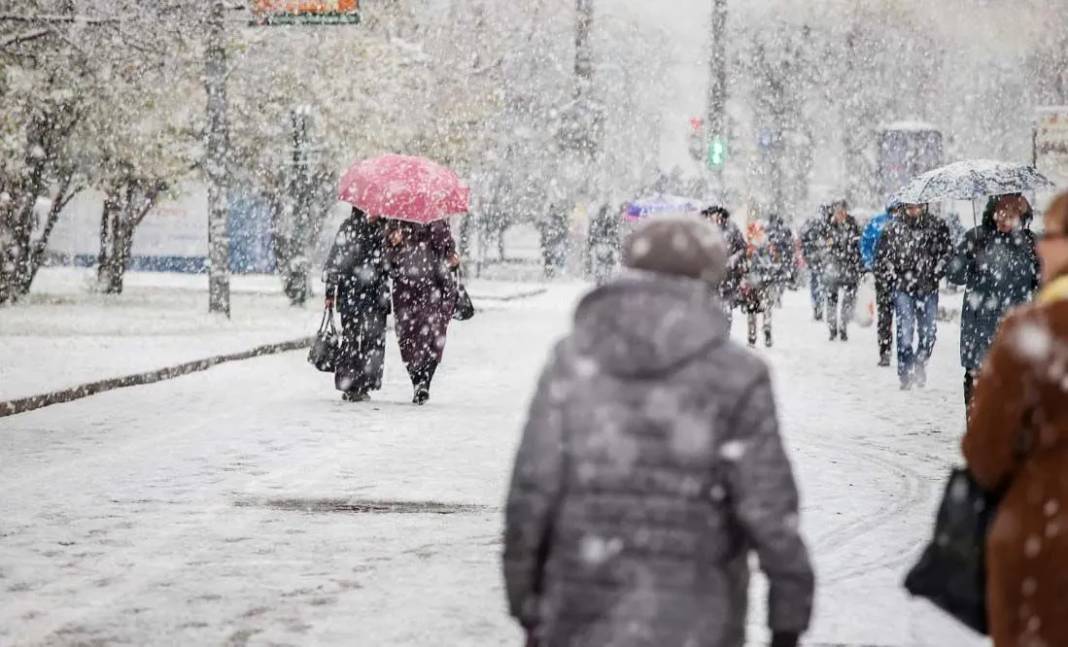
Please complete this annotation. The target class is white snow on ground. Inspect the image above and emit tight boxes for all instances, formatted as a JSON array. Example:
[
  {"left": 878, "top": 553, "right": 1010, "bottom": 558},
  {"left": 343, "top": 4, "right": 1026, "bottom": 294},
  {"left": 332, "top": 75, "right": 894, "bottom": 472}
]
[
  {"left": 1, "top": 282, "right": 984, "bottom": 646},
  {"left": 0, "top": 268, "right": 543, "bottom": 401}
]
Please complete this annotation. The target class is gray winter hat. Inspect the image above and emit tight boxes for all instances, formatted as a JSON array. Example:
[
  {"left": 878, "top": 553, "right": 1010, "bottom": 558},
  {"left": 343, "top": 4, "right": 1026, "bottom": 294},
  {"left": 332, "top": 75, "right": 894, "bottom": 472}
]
[{"left": 622, "top": 215, "right": 728, "bottom": 286}]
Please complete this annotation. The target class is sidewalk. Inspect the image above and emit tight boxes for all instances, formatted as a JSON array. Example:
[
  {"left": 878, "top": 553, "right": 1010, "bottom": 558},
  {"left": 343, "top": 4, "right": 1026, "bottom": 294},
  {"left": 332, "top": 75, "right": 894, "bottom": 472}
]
[{"left": 0, "top": 268, "right": 548, "bottom": 402}]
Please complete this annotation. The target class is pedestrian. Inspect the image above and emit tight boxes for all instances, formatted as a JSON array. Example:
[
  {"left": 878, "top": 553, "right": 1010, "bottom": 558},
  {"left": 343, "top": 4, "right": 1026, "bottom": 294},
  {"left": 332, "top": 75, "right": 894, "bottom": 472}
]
[
  {"left": 862, "top": 204, "right": 899, "bottom": 366},
  {"left": 587, "top": 203, "right": 622, "bottom": 286},
  {"left": 503, "top": 215, "right": 814, "bottom": 647},
  {"left": 822, "top": 200, "right": 862, "bottom": 342},
  {"left": 800, "top": 206, "right": 830, "bottom": 321},
  {"left": 384, "top": 218, "right": 461, "bottom": 405},
  {"left": 946, "top": 194, "right": 1039, "bottom": 408},
  {"left": 739, "top": 221, "right": 778, "bottom": 348},
  {"left": 702, "top": 205, "right": 746, "bottom": 334},
  {"left": 766, "top": 213, "right": 797, "bottom": 307},
  {"left": 961, "top": 190, "right": 1068, "bottom": 647},
  {"left": 875, "top": 202, "right": 953, "bottom": 389},
  {"left": 323, "top": 207, "right": 390, "bottom": 402}
]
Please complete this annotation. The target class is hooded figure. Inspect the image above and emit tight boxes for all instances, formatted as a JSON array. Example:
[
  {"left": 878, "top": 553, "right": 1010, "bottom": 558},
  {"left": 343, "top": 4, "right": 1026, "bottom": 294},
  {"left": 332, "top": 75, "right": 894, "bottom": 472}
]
[
  {"left": 323, "top": 207, "right": 390, "bottom": 401},
  {"left": 739, "top": 221, "right": 779, "bottom": 347},
  {"left": 503, "top": 215, "right": 814, "bottom": 647},
  {"left": 946, "top": 194, "right": 1039, "bottom": 407}
]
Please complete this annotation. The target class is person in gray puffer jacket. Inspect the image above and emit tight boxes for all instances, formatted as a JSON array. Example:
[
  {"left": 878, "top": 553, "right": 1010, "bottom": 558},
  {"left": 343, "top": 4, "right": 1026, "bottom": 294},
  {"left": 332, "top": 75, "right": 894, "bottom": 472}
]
[{"left": 503, "top": 215, "right": 815, "bottom": 647}]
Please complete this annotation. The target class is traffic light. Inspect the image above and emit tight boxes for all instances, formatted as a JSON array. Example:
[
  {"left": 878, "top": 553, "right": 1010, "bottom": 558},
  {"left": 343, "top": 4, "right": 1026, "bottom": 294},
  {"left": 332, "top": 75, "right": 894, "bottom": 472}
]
[{"left": 707, "top": 135, "right": 727, "bottom": 170}]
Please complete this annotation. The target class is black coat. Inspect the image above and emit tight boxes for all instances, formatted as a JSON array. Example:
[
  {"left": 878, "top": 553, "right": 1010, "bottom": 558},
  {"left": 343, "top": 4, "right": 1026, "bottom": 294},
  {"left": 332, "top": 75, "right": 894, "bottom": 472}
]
[
  {"left": 799, "top": 218, "right": 827, "bottom": 272},
  {"left": 875, "top": 213, "right": 953, "bottom": 296},
  {"left": 766, "top": 216, "right": 797, "bottom": 282},
  {"left": 323, "top": 213, "right": 390, "bottom": 315},
  {"left": 946, "top": 215, "right": 1039, "bottom": 370},
  {"left": 718, "top": 220, "right": 748, "bottom": 301},
  {"left": 822, "top": 216, "right": 862, "bottom": 289}
]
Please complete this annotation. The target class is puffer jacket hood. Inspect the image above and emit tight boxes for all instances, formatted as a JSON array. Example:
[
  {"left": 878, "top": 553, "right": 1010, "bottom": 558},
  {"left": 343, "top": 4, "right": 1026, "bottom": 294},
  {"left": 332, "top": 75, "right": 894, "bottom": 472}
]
[{"left": 571, "top": 272, "right": 727, "bottom": 379}]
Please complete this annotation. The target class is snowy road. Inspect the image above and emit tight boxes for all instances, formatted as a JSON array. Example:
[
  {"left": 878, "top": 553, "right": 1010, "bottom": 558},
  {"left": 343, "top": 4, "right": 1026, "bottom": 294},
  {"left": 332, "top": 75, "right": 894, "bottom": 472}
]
[{"left": 1, "top": 286, "right": 985, "bottom": 646}]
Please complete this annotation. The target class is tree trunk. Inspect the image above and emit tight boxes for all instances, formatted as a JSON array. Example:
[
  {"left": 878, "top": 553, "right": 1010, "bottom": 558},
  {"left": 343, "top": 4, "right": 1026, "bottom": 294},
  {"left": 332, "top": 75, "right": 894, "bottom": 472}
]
[
  {"left": 20, "top": 174, "right": 75, "bottom": 295},
  {"left": 205, "top": 0, "right": 231, "bottom": 317}
]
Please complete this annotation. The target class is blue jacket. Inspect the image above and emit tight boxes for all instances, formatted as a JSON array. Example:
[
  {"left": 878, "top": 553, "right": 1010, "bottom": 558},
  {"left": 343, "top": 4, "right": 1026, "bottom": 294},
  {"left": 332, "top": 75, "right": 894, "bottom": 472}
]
[{"left": 860, "top": 212, "right": 891, "bottom": 271}]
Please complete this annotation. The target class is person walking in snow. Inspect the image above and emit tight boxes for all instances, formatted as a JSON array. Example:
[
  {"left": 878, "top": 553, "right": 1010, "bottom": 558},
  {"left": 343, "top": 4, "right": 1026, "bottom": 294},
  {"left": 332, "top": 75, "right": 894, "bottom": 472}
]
[
  {"left": 822, "top": 200, "right": 863, "bottom": 342},
  {"left": 323, "top": 207, "right": 391, "bottom": 402},
  {"left": 800, "top": 206, "right": 830, "bottom": 321},
  {"left": 861, "top": 203, "right": 899, "bottom": 366},
  {"left": 385, "top": 218, "right": 461, "bottom": 405},
  {"left": 765, "top": 213, "right": 797, "bottom": 308},
  {"left": 739, "top": 221, "right": 779, "bottom": 348},
  {"left": 702, "top": 205, "right": 746, "bottom": 333},
  {"left": 504, "top": 215, "right": 814, "bottom": 647},
  {"left": 946, "top": 194, "right": 1039, "bottom": 408},
  {"left": 962, "top": 190, "right": 1068, "bottom": 647},
  {"left": 875, "top": 202, "right": 953, "bottom": 390}
]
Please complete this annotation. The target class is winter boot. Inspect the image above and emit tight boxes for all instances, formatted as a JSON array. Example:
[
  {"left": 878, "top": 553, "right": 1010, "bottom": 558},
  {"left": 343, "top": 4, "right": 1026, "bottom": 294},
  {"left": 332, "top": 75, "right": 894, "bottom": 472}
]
[
  {"left": 839, "top": 328, "right": 848, "bottom": 342},
  {"left": 878, "top": 353, "right": 891, "bottom": 368},
  {"left": 342, "top": 388, "right": 369, "bottom": 403},
  {"left": 813, "top": 307, "right": 823, "bottom": 322},
  {"left": 764, "top": 329, "right": 773, "bottom": 348},
  {"left": 413, "top": 386, "right": 430, "bottom": 406},
  {"left": 747, "top": 315, "right": 758, "bottom": 348},
  {"left": 829, "top": 327, "right": 838, "bottom": 341}
]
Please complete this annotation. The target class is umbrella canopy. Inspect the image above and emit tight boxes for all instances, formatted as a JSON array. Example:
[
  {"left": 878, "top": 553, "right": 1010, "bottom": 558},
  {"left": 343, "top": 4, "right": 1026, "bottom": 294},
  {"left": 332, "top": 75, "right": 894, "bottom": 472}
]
[
  {"left": 624, "top": 194, "right": 703, "bottom": 221},
  {"left": 891, "top": 159, "right": 1055, "bottom": 205},
  {"left": 338, "top": 154, "right": 470, "bottom": 224}
]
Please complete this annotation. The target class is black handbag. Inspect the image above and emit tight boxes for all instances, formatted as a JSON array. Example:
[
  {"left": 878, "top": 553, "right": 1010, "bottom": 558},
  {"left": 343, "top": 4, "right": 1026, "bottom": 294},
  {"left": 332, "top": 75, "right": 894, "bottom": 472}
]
[
  {"left": 308, "top": 306, "right": 339, "bottom": 372},
  {"left": 904, "top": 468, "right": 998, "bottom": 635},
  {"left": 453, "top": 269, "right": 475, "bottom": 321}
]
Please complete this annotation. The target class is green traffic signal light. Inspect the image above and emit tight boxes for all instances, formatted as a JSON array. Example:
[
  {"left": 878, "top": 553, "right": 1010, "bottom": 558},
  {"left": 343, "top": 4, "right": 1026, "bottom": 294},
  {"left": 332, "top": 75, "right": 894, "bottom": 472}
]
[{"left": 707, "top": 136, "right": 727, "bottom": 169}]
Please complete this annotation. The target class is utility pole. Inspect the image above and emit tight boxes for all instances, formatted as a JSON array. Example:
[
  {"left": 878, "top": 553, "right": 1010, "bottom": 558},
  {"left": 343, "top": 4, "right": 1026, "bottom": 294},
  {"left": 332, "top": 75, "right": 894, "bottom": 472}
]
[
  {"left": 205, "top": 0, "right": 231, "bottom": 317},
  {"left": 572, "top": 0, "right": 601, "bottom": 162},
  {"left": 287, "top": 107, "right": 313, "bottom": 306},
  {"left": 707, "top": 0, "right": 728, "bottom": 190}
]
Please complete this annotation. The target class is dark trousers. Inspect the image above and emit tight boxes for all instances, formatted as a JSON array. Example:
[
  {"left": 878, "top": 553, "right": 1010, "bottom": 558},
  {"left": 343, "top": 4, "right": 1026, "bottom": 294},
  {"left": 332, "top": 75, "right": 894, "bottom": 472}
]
[
  {"left": 876, "top": 281, "right": 894, "bottom": 358},
  {"left": 826, "top": 283, "right": 857, "bottom": 334},
  {"left": 335, "top": 309, "right": 388, "bottom": 394},
  {"left": 810, "top": 271, "right": 825, "bottom": 316}
]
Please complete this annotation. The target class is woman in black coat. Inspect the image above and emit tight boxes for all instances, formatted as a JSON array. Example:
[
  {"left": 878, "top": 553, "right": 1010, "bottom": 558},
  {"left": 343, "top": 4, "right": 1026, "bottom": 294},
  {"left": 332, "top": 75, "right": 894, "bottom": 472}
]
[
  {"left": 385, "top": 219, "right": 461, "bottom": 405},
  {"left": 946, "top": 194, "right": 1039, "bottom": 407},
  {"left": 323, "top": 207, "right": 391, "bottom": 402},
  {"left": 822, "top": 200, "right": 862, "bottom": 342}
]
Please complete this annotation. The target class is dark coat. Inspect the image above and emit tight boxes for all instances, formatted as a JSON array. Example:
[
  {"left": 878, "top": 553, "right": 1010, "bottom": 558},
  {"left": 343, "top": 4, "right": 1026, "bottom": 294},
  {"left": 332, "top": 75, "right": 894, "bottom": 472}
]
[
  {"left": 385, "top": 220, "right": 458, "bottom": 369},
  {"left": 875, "top": 212, "right": 953, "bottom": 296},
  {"left": 946, "top": 205, "right": 1039, "bottom": 370},
  {"left": 799, "top": 217, "right": 827, "bottom": 273},
  {"left": 323, "top": 212, "right": 390, "bottom": 315},
  {"left": 766, "top": 215, "right": 797, "bottom": 283},
  {"left": 962, "top": 280, "right": 1068, "bottom": 647},
  {"left": 718, "top": 220, "right": 747, "bottom": 302},
  {"left": 504, "top": 273, "right": 814, "bottom": 647},
  {"left": 822, "top": 215, "right": 862, "bottom": 289}
]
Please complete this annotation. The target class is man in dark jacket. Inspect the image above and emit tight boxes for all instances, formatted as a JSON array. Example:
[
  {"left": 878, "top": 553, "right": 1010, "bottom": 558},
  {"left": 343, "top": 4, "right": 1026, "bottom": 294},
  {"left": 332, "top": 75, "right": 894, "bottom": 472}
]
[
  {"left": 864, "top": 204, "right": 900, "bottom": 366},
  {"left": 875, "top": 202, "right": 952, "bottom": 389},
  {"left": 504, "top": 215, "right": 814, "bottom": 647},
  {"left": 323, "top": 207, "right": 391, "bottom": 402},
  {"left": 702, "top": 205, "right": 747, "bottom": 334},
  {"left": 822, "top": 200, "right": 862, "bottom": 341},
  {"left": 800, "top": 207, "right": 830, "bottom": 321},
  {"left": 765, "top": 213, "right": 797, "bottom": 307},
  {"left": 946, "top": 194, "right": 1039, "bottom": 407}
]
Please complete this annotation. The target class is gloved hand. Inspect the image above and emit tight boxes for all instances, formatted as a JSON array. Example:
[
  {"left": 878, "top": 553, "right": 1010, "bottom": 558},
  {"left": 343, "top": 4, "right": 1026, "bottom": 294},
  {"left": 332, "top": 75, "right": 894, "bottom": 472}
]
[{"left": 771, "top": 631, "right": 799, "bottom": 647}]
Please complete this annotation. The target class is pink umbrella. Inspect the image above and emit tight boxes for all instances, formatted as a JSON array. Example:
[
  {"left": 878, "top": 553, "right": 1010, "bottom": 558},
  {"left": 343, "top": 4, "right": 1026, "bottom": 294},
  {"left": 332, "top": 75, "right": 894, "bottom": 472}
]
[{"left": 338, "top": 154, "right": 470, "bottom": 224}]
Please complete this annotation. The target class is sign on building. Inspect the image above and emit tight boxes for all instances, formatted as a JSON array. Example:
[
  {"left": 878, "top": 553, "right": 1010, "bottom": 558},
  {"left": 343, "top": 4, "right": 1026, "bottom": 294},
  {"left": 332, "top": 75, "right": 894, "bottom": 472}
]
[
  {"left": 251, "top": 1, "right": 361, "bottom": 26},
  {"left": 1035, "top": 107, "right": 1068, "bottom": 190}
]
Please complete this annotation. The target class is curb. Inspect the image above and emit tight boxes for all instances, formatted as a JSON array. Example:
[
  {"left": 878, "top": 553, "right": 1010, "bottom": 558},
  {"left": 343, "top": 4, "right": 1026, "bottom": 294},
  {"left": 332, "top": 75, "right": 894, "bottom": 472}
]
[{"left": 0, "top": 337, "right": 313, "bottom": 419}]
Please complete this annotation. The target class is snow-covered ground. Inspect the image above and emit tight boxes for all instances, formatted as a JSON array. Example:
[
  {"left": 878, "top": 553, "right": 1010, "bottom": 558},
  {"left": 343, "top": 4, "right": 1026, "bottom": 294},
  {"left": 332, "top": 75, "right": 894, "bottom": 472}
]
[
  {"left": 0, "top": 268, "right": 544, "bottom": 402},
  {"left": 0, "top": 281, "right": 985, "bottom": 646}
]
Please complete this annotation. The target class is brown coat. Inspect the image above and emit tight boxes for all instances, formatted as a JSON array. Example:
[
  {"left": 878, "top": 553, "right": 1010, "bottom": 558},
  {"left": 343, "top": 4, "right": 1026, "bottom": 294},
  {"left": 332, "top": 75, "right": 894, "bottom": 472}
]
[{"left": 963, "top": 291, "right": 1068, "bottom": 647}]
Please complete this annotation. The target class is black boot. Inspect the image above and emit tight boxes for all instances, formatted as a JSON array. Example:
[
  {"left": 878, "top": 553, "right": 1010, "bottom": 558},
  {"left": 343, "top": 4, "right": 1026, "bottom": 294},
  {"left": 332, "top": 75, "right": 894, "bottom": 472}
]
[
  {"left": 829, "top": 327, "right": 838, "bottom": 341},
  {"left": 839, "top": 328, "right": 848, "bottom": 342}
]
